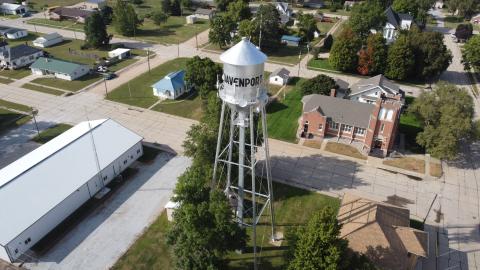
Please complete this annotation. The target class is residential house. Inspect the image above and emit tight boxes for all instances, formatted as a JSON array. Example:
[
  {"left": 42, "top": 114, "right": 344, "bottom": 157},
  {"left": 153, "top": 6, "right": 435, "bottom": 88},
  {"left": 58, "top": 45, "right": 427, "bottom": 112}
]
[
  {"left": 0, "top": 42, "right": 43, "bottom": 69},
  {"left": 84, "top": 0, "right": 106, "bottom": 10},
  {"left": 275, "top": 2, "right": 292, "bottom": 25},
  {"left": 194, "top": 8, "right": 214, "bottom": 20},
  {"left": 30, "top": 57, "right": 90, "bottom": 81},
  {"left": 108, "top": 48, "right": 130, "bottom": 60},
  {"left": 301, "top": 0, "right": 325, "bottom": 9},
  {"left": 186, "top": 15, "right": 197, "bottom": 24},
  {"left": 347, "top": 74, "right": 404, "bottom": 104},
  {"left": 301, "top": 91, "right": 403, "bottom": 156},
  {"left": 338, "top": 193, "right": 428, "bottom": 270},
  {"left": 152, "top": 70, "right": 189, "bottom": 100},
  {"left": 471, "top": 13, "right": 480, "bottom": 24},
  {"left": 343, "top": 0, "right": 361, "bottom": 9},
  {"left": 383, "top": 6, "right": 413, "bottom": 43},
  {"left": 0, "top": 3, "right": 27, "bottom": 15},
  {"left": 281, "top": 35, "right": 301, "bottom": 46},
  {"left": 0, "top": 27, "right": 27, "bottom": 39},
  {"left": 269, "top": 67, "right": 290, "bottom": 86},
  {"left": 33, "top": 32, "right": 63, "bottom": 48},
  {"left": 49, "top": 7, "right": 94, "bottom": 23}
]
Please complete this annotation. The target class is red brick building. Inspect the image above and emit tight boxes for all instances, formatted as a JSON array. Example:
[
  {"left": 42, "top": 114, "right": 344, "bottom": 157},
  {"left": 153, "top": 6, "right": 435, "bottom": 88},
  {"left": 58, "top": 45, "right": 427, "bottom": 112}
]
[{"left": 301, "top": 91, "right": 403, "bottom": 156}]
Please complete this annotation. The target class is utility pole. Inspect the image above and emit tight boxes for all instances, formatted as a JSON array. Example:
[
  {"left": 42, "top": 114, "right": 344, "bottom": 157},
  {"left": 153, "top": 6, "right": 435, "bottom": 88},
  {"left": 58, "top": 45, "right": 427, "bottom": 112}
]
[
  {"left": 177, "top": 42, "right": 180, "bottom": 57},
  {"left": 33, "top": 24, "right": 37, "bottom": 33},
  {"left": 147, "top": 49, "right": 151, "bottom": 73},
  {"left": 195, "top": 28, "right": 198, "bottom": 50},
  {"left": 297, "top": 49, "right": 301, "bottom": 77},
  {"left": 31, "top": 108, "right": 40, "bottom": 137},
  {"left": 103, "top": 77, "right": 108, "bottom": 97}
]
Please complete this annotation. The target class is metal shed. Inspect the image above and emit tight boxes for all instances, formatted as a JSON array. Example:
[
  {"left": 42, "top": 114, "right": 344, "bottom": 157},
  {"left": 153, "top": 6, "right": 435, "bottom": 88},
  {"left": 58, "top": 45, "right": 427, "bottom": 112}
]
[{"left": 0, "top": 119, "right": 143, "bottom": 263}]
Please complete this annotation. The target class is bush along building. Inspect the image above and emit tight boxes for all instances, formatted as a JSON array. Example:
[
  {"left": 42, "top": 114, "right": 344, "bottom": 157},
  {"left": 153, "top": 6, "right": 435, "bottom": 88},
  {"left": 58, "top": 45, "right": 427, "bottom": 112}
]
[{"left": 301, "top": 89, "right": 403, "bottom": 157}]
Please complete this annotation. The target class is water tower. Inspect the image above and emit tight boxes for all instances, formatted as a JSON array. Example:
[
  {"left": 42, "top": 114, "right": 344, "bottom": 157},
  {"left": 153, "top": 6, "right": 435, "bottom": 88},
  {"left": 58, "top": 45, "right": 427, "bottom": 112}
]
[{"left": 212, "top": 37, "right": 276, "bottom": 267}]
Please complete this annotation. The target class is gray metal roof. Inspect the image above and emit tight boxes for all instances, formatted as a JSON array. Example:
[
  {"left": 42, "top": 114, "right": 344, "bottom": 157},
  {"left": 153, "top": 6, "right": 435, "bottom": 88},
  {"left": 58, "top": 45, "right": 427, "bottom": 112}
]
[
  {"left": 220, "top": 37, "right": 267, "bottom": 66},
  {"left": 194, "top": 8, "right": 214, "bottom": 15},
  {"left": 40, "top": 32, "right": 62, "bottom": 41},
  {"left": 349, "top": 74, "right": 400, "bottom": 96},
  {"left": 385, "top": 6, "right": 413, "bottom": 28},
  {"left": 270, "top": 67, "right": 289, "bottom": 78},
  {"left": 302, "top": 94, "right": 374, "bottom": 128},
  {"left": 0, "top": 119, "right": 143, "bottom": 245}
]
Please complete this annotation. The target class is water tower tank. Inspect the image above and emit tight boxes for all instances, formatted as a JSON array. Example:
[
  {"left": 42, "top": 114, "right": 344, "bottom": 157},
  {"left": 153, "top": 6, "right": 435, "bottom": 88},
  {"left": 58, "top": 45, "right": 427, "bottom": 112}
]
[{"left": 219, "top": 37, "right": 268, "bottom": 107}]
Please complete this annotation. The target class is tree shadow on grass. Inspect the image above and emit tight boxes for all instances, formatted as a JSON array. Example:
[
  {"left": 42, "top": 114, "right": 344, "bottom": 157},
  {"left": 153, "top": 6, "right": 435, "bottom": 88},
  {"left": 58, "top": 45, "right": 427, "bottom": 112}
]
[{"left": 266, "top": 101, "right": 288, "bottom": 114}]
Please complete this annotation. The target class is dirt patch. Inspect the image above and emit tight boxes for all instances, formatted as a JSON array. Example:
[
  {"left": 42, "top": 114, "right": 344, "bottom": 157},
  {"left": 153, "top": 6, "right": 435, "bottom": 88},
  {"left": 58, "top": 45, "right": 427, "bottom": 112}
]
[
  {"left": 430, "top": 162, "right": 443, "bottom": 178},
  {"left": 324, "top": 142, "right": 367, "bottom": 160},
  {"left": 383, "top": 157, "right": 425, "bottom": 174}
]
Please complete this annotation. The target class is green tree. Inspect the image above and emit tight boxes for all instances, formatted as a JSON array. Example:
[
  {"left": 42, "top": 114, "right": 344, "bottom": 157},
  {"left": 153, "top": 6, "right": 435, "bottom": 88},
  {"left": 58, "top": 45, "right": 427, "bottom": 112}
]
[
  {"left": 455, "top": 23, "right": 474, "bottom": 40},
  {"left": 184, "top": 56, "right": 222, "bottom": 100},
  {"left": 181, "top": 0, "right": 192, "bottom": 9},
  {"left": 100, "top": 5, "right": 113, "bottom": 25},
  {"left": 300, "top": 74, "right": 337, "bottom": 96},
  {"left": 357, "top": 33, "right": 387, "bottom": 75},
  {"left": 348, "top": 1, "right": 385, "bottom": 39},
  {"left": 131, "top": 0, "right": 143, "bottom": 5},
  {"left": 215, "top": 0, "right": 233, "bottom": 11},
  {"left": 409, "top": 31, "right": 452, "bottom": 81},
  {"left": 84, "top": 11, "right": 110, "bottom": 48},
  {"left": 287, "top": 207, "right": 347, "bottom": 270},
  {"left": 392, "top": 0, "right": 419, "bottom": 19},
  {"left": 462, "top": 35, "right": 480, "bottom": 70},
  {"left": 385, "top": 35, "right": 415, "bottom": 80},
  {"left": 445, "top": 0, "right": 478, "bottom": 17},
  {"left": 238, "top": 19, "right": 256, "bottom": 39},
  {"left": 170, "top": 0, "right": 182, "bottom": 16},
  {"left": 329, "top": 27, "right": 361, "bottom": 72},
  {"left": 151, "top": 10, "right": 169, "bottom": 26},
  {"left": 113, "top": 0, "right": 141, "bottom": 36},
  {"left": 243, "top": 4, "right": 282, "bottom": 51},
  {"left": 409, "top": 82, "right": 475, "bottom": 160},
  {"left": 161, "top": 0, "right": 171, "bottom": 14},
  {"left": 209, "top": 14, "right": 235, "bottom": 48},
  {"left": 227, "top": 0, "right": 251, "bottom": 23},
  {"left": 297, "top": 12, "right": 318, "bottom": 42}
]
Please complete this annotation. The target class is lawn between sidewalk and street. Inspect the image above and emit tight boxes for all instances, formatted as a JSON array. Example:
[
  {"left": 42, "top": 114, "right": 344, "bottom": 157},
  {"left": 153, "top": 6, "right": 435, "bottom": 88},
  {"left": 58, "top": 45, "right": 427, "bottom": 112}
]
[
  {"left": 31, "top": 123, "right": 72, "bottom": 144},
  {"left": 112, "top": 181, "right": 341, "bottom": 270},
  {"left": 3, "top": 33, "right": 146, "bottom": 91},
  {"left": 0, "top": 99, "right": 33, "bottom": 134}
]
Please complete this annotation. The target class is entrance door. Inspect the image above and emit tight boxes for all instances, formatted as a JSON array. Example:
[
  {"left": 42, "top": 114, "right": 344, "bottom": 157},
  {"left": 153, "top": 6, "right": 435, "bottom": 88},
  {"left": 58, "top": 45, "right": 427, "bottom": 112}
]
[{"left": 374, "top": 139, "right": 383, "bottom": 149}]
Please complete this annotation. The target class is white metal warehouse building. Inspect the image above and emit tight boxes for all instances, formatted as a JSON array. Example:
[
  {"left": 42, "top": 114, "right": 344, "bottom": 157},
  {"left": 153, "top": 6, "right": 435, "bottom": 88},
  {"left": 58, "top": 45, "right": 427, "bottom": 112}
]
[{"left": 0, "top": 119, "right": 143, "bottom": 263}]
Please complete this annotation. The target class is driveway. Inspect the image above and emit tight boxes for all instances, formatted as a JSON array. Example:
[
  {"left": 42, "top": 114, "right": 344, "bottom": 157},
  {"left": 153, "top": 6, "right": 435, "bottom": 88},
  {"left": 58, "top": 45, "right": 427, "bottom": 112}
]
[{"left": 22, "top": 153, "right": 191, "bottom": 270}]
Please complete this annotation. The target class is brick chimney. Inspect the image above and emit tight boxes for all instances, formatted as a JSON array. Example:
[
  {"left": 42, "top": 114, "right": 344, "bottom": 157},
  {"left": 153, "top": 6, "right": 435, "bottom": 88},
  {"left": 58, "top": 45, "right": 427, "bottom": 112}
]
[{"left": 330, "top": 88, "right": 336, "bottom": 97}]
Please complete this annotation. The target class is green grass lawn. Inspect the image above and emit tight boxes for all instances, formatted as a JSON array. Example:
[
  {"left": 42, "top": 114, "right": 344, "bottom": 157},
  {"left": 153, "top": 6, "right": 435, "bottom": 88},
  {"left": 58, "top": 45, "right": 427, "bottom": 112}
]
[
  {"left": 316, "top": 19, "right": 338, "bottom": 35},
  {"left": 0, "top": 99, "right": 32, "bottom": 112},
  {"left": 0, "top": 68, "right": 32, "bottom": 80},
  {"left": 107, "top": 58, "right": 189, "bottom": 109},
  {"left": 307, "top": 58, "right": 337, "bottom": 72},
  {"left": 30, "top": 73, "right": 103, "bottom": 92},
  {"left": 28, "top": 18, "right": 85, "bottom": 31},
  {"left": 443, "top": 15, "right": 467, "bottom": 29},
  {"left": 399, "top": 97, "right": 424, "bottom": 153},
  {"left": 266, "top": 78, "right": 305, "bottom": 143},
  {"left": 0, "top": 77, "right": 13, "bottom": 84},
  {"left": 152, "top": 92, "right": 204, "bottom": 120},
  {"left": 22, "top": 83, "right": 65, "bottom": 96},
  {"left": 112, "top": 181, "right": 340, "bottom": 270},
  {"left": 28, "top": 0, "right": 82, "bottom": 11},
  {"left": 32, "top": 123, "right": 72, "bottom": 143}
]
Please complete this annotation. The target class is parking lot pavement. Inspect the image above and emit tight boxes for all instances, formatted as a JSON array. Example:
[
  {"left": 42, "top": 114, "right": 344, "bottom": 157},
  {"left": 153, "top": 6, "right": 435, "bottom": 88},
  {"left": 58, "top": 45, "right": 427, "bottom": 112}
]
[{"left": 23, "top": 153, "right": 191, "bottom": 270}]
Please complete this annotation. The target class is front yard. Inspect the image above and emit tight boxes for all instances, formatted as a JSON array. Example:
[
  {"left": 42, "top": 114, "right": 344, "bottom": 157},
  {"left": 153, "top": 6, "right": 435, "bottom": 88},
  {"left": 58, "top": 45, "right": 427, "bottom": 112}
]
[
  {"left": 30, "top": 73, "right": 103, "bottom": 92},
  {"left": 0, "top": 99, "right": 32, "bottom": 133},
  {"left": 28, "top": 18, "right": 85, "bottom": 31},
  {"left": 324, "top": 141, "right": 367, "bottom": 160},
  {"left": 32, "top": 123, "right": 73, "bottom": 144},
  {"left": 399, "top": 97, "right": 424, "bottom": 154},
  {"left": 112, "top": 181, "right": 341, "bottom": 270},
  {"left": 383, "top": 157, "right": 426, "bottom": 174}
]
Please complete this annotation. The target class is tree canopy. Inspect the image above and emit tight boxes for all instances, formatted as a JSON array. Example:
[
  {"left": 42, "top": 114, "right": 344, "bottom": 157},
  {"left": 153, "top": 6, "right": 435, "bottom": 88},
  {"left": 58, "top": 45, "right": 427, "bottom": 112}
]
[
  {"left": 113, "top": 0, "right": 141, "bottom": 37},
  {"left": 238, "top": 4, "right": 282, "bottom": 51},
  {"left": 297, "top": 12, "right": 318, "bottom": 42},
  {"left": 84, "top": 11, "right": 110, "bottom": 48},
  {"left": 151, "top": 10, "right": 169, "bottom": 26},
  {"left": 348, "top": 1, "right": 386, "bottom": 39},
  {"left": 227, "top": 0, "right": 251, "bottom": 23},
  {"left": 357, "top": 33, "right": 388, "bottom": 75},
  {"left": 462, "top": 35, "right": 480, "bottom": 70},
  {"left": 300, "top": 74, "right": 337, "bottom": 96},
  {"left": 184, "top": 56, "right": 222, "bottom": 99},
  {"left": 445, "top": 0, "right": 478, "bottom": 17},
  {"left": 215, "top": 0, "right": 234, "bottom": 11},
  {"left": 455, "top": 23, "right": 474, "bottom": 40},
  {"left": 209, "top": 14, "right": 235, "bottom": 48},
  {"left": 329, "top": 27, "right": 362, "bottom": 72},
  {"left": 100, "top": 5, "right": 113, "bottom": 25},
  {"left": 410, "top": 31, "right": 452, "bottom": 81},
  {"left": 385, "top": 35, "right": 415, "bottom": 80},
  {"left": 409, "top": 82, "right": 475, "bottom": 160}
]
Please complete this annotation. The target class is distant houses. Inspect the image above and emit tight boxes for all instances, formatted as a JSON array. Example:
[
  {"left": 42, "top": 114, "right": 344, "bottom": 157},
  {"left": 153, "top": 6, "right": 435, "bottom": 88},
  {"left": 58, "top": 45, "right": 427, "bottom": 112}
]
[
  {"left": 269, "top": 67, "right": 290, "bottom": 86},
  {"left": 301, "top": 0, "right": 325, "bottom": 9},
  {"left": 0, "top": 27, "right": 27, "bottom": 39},
  {"left": 347, "top": 74, "right": 404, "bottom": 104},
  {"left": 0, "top": 2, "right": 27, "bottom": 16},
  {"left": 33, "top": 32, "right": 63, "bottom": 48},
  {"left": 382, "top": 7, "right": 413, "bottom": 43},
  {"left": 0, "top": 42, "right": 43, "bottom": 69},
  {"left": 83, "top": 0, "right": 107, "bottom": 10},
  {"left": 275, "top": 2, "right": 292, "bottom": 25},
  {"left": 281, "top": 35, "right": 301, "bottom": 47},
  {"left": 193, "top": 8, "right": 215, "bottom": 20},
  {"left": 48, "top": 7, "right": 94, "bottom": 23},
  {"left": 152, "top": 70, "right": 189, "bottom": 100},
  {"left": 31, "top": 57, "right": 90, "bottom": 81},
  {"left": 108, "top": 48, "right": 131, "bottom": 60}
]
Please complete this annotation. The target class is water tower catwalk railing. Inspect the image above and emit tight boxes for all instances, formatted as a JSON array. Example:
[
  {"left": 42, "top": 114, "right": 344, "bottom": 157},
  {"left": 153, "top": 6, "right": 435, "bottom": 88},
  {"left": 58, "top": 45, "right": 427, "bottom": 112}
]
[{"left": 212, "top": 37, "right": 277, "bottom": 269}]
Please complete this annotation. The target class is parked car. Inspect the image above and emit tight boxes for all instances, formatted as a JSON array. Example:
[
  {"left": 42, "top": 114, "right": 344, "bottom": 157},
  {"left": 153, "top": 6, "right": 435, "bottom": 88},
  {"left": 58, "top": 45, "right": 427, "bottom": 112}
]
[{"left": 104, "top": 72, "right": 116, "bottom": 80}]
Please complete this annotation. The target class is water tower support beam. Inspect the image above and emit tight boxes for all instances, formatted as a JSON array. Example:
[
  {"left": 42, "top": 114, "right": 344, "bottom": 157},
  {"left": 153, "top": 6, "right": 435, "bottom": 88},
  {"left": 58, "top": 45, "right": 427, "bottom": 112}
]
[
  {"left": 262, "top": 105, "right": 277, "bottom": 240},
  {"left": 212, "top": 101, "right": 226, "bottom": 188},
  {"left": 225, "top": 108, "right": 235, "bottom": 193},
  {"left": 237, "top": 110, "right": 246, "bottom": 224},
  {"left": 250, "top": 106, "right": 258, "bottom": 270}
]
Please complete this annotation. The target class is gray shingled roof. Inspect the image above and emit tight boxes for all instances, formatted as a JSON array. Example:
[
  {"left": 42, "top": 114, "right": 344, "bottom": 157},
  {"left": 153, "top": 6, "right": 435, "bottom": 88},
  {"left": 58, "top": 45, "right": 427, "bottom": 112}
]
[
  {"left": 10, "top": 44, "right": 42, "bottom": 60},
  {"left": 302, "top": 94, "right": 374, "bottom": 128},
  {"left": 349, "top": 74, "right": 400, "bottom": 96},
  {"left": 195, "top": 8, "right": 214, "bottom": 15},
  {"left": 270, "top": 67, "right": 290, "bottom": 78},
  {"left": 385, "top": 6, "right": 413, "bottom": 29}
]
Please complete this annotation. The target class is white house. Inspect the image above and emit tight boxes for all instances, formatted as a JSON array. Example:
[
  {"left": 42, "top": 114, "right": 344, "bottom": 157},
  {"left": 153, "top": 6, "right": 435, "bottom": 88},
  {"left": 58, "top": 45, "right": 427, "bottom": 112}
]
[
  {"left": 186, "top": 14, "right": 197, "bottom": 24},
  {"left": 194, "top": 8, "right": 214, "bottom": 20},
  {"left": 84, "top": 0, "right": 106, "bottom": 10},
  {"left": 0, "top": 27, "right": 27, "bottom": 39},
  {"left": 30, "top": 57, "right": 90, "bottom": 81},
  {"left": 347, "top": 74, "right": 404, "bottom": 104},
  {"left": 108, "top": 48, "right": 131, "bottom": 60},
  {"left": 152, "top": 70, "right": 188, "bottom": 100},
  {"left": 383, "top": 7, "right": 413, "bottom": 43},
  {"left": 0, "top": 42, "right": 43, "bottom": 70},
  {"left": 269, "top": 67, "right": 290, "bottom": 86},
  {"left": 0, "top": 119, "right": 143, "bottom": 263},
  {"left": 33, "top": 32, "right": 63, "bottom": 48},
  {"left": 0, "top": 3, "right": 27, "bottom": 15},
  {"left": 275, "top": 2, "right": 292, "bottom": 25}
]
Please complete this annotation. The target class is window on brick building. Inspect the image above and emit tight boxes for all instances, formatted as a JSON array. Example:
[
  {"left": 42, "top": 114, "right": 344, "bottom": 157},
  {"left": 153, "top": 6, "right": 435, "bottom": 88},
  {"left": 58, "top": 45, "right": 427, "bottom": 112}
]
[
  {"left": 342, "top": 125, "right": 352, "bottom": 132},
  {"left": 379, "top": 108, "right": 387, "bottom": 120},
  {"left": 386, "top": 110, "right": 393, "bottom": 121},
  {"left": 355, "top": 128, "right": 366, "bottom": 135},
  {"left": 318, "top": 124, "right": 323, "bottom": 130},
  {"left": 380, "top": 123, "right": 385, "bottom": 133},
  {"left": 328, "top": 120, "right": 339, "bottom": 130}
]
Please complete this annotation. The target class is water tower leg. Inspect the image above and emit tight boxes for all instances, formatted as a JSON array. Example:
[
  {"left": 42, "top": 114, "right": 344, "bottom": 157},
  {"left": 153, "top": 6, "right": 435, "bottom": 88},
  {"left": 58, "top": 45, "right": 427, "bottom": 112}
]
[
  {"left": 261, "top": 105, "right": 277, "bottom": 241},
  {"left": 250, "top": 106, "right": 258, "bottom": 270},
  {"left": 237, "top": 110, "right": 246, "bottom": 224},
  {"left": 225, "top": 108, "right": 235, "bottom": 194},
  {"left": 212, "top": 101, "right": 226, "bottom": 188}
]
